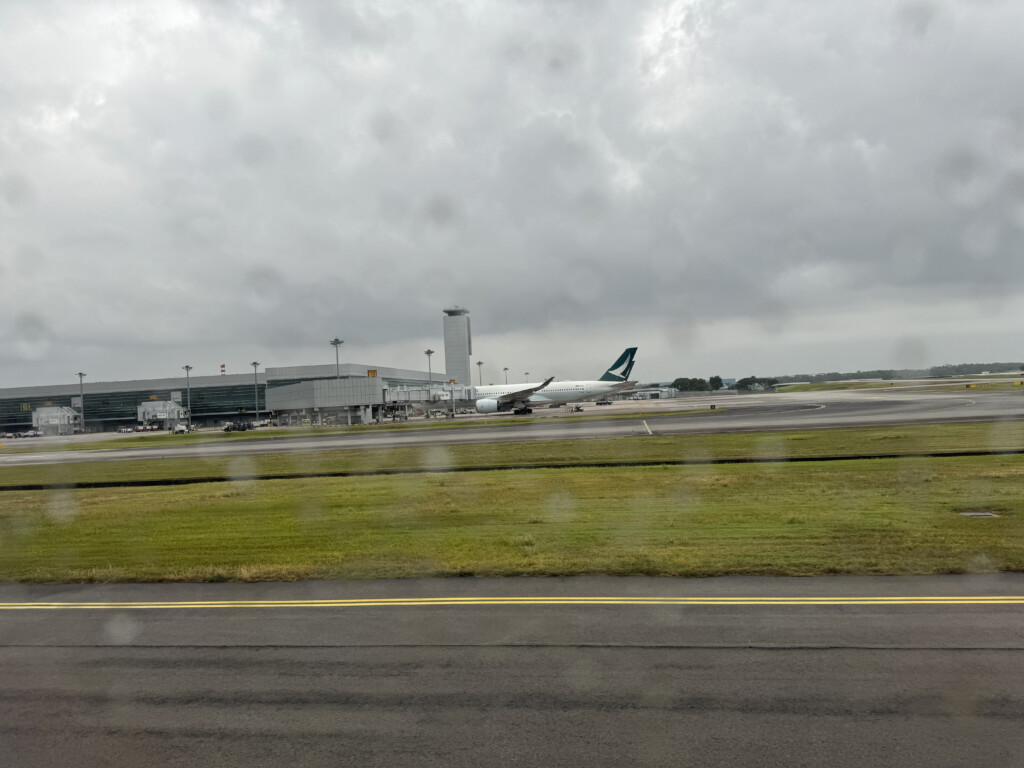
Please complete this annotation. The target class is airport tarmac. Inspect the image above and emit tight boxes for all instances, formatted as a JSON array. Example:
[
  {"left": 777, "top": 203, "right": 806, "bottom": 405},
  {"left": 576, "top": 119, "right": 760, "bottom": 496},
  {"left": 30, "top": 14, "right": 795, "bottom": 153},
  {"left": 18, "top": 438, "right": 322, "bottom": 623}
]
[
  {"left": 2, "top": 387, "right": 1022, "bottom": 467},
  {"left": 2, "top": 575, "right": 1023, "bottom": 767}
]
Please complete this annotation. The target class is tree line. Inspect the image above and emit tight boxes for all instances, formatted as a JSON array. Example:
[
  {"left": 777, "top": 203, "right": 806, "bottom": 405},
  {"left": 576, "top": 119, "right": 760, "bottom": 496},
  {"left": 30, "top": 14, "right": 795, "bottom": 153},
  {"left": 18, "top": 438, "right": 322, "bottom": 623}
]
[
  {"left": 734, "top": 376, "right": 778, "bottom": 391},
  {"left": 671, "top": 375, "right": 724, "bottom": 391},
  {"left": 670, "top": 375, "right": 777, "bottom": 392},
  {"left": 667, "top": 361, "right": 1022, "bottom": 395},
  {"left": 773, "top": 361, "right": 1022, "bottom": 384}
]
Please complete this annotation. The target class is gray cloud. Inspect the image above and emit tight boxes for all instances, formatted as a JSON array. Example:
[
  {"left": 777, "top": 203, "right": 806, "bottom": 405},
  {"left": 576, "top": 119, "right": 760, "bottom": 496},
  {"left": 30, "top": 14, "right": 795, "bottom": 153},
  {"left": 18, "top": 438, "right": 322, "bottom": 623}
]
[
  {"left": 1, "top": 171, "right": 34, "bottom": 207},
  {"left": 2, "top": 0, "right": 1024, "bottom": 386}
]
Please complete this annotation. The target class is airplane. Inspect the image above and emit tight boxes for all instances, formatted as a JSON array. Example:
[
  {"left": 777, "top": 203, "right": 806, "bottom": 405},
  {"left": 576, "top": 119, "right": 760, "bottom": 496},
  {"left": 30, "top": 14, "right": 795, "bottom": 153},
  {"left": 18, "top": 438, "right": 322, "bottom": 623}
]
[{"left": 473, "top": 348, "right": 638, "bottom": 414}]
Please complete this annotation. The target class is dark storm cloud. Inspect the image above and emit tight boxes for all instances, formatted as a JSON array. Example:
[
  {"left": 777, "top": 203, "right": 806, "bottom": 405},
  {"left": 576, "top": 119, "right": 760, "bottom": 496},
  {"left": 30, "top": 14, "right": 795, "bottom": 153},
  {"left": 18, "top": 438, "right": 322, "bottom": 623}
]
[{"left": 2, "top": 0, "right": 1024, "bottom": 385}]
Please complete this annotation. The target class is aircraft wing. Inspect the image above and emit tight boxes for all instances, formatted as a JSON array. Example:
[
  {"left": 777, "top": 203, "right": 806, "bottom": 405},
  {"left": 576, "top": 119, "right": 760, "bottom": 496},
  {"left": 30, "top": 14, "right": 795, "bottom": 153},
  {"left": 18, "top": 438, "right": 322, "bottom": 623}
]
[{"left": 495, "top": 376, "right": 555, "bottom": 405}]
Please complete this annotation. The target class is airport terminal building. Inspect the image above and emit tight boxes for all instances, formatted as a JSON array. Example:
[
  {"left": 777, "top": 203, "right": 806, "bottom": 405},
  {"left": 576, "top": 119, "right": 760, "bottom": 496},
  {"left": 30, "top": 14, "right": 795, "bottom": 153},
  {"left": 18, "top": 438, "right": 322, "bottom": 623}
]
[{"left": 0, "top": 308, "right": 478, "bottom": 433}]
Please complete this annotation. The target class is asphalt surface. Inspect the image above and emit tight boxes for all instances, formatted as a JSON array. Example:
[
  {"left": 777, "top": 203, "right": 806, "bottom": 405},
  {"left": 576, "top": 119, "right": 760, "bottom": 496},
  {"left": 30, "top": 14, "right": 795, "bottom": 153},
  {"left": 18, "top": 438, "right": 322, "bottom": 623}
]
[
  {"left": 3, "top": 388, "right": 1023, "bottom": 467},
  {"left": 2, "top": 575, "right": 1023, "bottom": 767},
  {"left": 3, "top": 389, "right": 1022, "bottom": 765}
]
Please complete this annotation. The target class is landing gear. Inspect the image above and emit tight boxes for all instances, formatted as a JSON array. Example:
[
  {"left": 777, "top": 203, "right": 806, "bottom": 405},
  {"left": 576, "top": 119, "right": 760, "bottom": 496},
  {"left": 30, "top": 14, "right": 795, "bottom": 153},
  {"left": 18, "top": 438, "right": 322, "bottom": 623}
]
[{"left": 513, "top": 407, "right": 534, "bottom": 415}]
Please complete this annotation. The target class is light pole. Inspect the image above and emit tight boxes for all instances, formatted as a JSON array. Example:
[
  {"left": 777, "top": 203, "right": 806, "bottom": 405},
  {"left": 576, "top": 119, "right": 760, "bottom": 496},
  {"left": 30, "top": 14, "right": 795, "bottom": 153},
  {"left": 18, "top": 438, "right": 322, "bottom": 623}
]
[
  {"left": 524, "top": 372, "right": 530, "bottom": 383},
  {"left": 251, "top": 362, "right": 260, "bottom": 422},
  {"left": 503, "top": 367, "right": 509, "bottom": 385},
  {"left": 329, "top": 338, "right": 343, "bottom": 379},
  {"left": 76, "top": 372, "right": 86, "bottom": 434},
  {"left": 182, "top": 365, "right": 192, "bottom": 429},
  {"left": 477, "top": 360, "right": 484, "bottom": 386},
  {"left": 424, "top": 349, "right": 434, "bottom": 384}
]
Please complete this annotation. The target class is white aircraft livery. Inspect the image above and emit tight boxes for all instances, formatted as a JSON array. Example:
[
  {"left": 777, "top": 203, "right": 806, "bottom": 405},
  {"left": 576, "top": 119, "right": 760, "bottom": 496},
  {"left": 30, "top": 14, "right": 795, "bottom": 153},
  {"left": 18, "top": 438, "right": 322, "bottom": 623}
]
[{"left": 473, "top": 348, "right": 638, "bottom": 415}]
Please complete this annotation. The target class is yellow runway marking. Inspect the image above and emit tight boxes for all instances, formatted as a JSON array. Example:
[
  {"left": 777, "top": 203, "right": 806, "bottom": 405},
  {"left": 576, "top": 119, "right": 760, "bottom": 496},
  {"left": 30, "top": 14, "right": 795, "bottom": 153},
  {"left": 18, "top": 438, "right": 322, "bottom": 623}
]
[{"left": 0, "top": 596, "right": 1023, "bottom": 610}]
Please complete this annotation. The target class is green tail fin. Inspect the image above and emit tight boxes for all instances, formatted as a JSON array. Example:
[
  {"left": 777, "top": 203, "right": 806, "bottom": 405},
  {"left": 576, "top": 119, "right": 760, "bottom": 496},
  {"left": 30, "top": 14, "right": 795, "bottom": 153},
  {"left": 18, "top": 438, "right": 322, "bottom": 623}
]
[{"left": 599, "top": 348, "right": 637, "bottom": 382}]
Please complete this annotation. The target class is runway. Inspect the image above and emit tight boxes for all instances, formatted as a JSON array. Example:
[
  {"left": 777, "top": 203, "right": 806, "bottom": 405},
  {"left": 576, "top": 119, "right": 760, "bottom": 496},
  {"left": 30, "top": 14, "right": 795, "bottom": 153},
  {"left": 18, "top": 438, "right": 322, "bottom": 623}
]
[
  {"left": 3, "top": 388, "right": 1022, "bottom": 468},
  {"left": 2, "top": 575, "right": 1023, "bottom": 767}
]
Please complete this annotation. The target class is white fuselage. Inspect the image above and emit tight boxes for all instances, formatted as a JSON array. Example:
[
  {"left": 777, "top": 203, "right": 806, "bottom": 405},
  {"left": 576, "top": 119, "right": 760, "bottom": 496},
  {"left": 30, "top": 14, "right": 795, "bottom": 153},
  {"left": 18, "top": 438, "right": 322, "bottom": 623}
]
[{"left": 474, "top": 379, "right": 632, "bottom": 407}]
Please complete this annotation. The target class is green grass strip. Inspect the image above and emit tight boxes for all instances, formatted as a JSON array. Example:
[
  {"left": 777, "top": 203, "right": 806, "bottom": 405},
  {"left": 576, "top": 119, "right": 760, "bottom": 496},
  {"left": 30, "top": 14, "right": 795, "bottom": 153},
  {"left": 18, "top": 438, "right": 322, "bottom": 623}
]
[
  {"left": 0, "top": 408, "right": 720, "bottom": 454},
  {"left": 0, "top": 455, "right": 1021, "bottom": 582},
  {"left": 782, "top": 380, "right": 1024, "bottom": 393},
  {"left": 777, "top": 381, "right": 904, "bottom": 392},
  {"left": 1, "top": 421, "right": 1021, "bottom": 490}
]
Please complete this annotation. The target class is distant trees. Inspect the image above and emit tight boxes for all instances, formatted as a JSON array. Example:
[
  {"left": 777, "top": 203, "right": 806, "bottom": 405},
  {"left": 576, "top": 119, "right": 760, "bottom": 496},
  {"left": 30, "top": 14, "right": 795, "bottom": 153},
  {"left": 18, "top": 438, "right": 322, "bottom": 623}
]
[
  {"left": 929, "top": 362, "right": 1023, "bottom": 377},
  {"left": 771, "top": 362, "right": 1023, "bottom": 385},
  {"left": 671, "top": 375, "right": 724, "bottom": 392},
  {"left": 672, "top": 377, "right": 711, "bottom": 391},
  {"left": 774, "top": 369, "right": 907, "bottom": 384},
  {"left": 735, "top": 376, "right": 778, "bottom": 392}
]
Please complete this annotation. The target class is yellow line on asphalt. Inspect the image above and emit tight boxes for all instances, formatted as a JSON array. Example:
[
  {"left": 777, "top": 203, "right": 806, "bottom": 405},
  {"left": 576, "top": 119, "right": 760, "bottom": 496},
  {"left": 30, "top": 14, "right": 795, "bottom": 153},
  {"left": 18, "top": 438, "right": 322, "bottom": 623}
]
[{"left": 1, "top": 596, "right": 1023, "bottom": 610}]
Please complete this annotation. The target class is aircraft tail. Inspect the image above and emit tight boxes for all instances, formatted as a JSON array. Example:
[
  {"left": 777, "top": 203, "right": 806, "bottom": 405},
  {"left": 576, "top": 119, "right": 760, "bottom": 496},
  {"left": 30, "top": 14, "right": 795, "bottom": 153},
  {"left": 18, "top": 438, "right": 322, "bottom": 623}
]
[{"left": 599, "top": 348, "right": 638, "bottom": 382}]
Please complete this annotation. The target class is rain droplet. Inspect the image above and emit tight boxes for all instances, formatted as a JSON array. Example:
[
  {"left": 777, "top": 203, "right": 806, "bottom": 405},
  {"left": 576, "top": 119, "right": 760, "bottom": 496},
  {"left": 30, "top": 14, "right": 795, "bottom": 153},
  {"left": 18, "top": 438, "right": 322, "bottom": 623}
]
[
  {"left": 104, "top": 613, "right": 140, "bottom": 645},
  {"left": 0, "top": 171, "right": 34, "bottom": 207},
  {"left": 234, "top": 133, "right": 276, "bottom": 167},
  {"left": 13, "top": 312, "right": 53, "bottom": 361},
  {"left": 45, "top": 491, "right": 78, "bottom": 524}
]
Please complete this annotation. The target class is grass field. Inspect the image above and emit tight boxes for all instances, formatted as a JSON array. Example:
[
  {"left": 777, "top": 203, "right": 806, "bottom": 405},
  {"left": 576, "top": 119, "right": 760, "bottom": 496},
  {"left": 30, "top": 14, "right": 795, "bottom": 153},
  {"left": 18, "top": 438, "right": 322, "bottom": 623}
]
[
  {"left": 0, "top": 407, "right": 720, "bottom": 454},
  {"left": 774, "top": 381, "right": 902, "bottom": 392},
  {"left": 0, "top": 421, "right": 1020, "bottom": 489},
  {"left": 0, "top": 456, "right": 1020, "bottom": 582},
  {"left": 915, "top": 381, "right": 1024, "bottom": 393},
  {"left": 780, "top": 380, "right": 1024, "bottom": 393},
  {"left": 0, "top": 421, "right": 1022, "bottom": 582}
]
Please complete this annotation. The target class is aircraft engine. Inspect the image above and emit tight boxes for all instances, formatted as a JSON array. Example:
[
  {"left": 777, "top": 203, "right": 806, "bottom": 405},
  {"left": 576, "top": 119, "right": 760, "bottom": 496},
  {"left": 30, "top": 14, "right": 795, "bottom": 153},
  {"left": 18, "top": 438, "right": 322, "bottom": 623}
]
[{"left": 475, "top": 398, "right": 500, "bottom": 414}]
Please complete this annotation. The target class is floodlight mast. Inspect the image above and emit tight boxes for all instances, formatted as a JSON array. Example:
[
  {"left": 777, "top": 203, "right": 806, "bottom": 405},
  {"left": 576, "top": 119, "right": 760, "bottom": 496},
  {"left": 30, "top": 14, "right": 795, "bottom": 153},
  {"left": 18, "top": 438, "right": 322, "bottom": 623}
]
[
  {"left": 477, "top": 360, "right": 484, "bottom": 385},
  {"left": 329, "top": 338, "right": 343, "bottom": 380},
  {"left": 182, "top": 365, "right": 193, "bottom": 429},
  {"left": 76, "top": 372, "right": 86, "bottom": 434},
  {"left": 251, "top": 362, "right": 260, "bottom": 420},
  {"left": 424, "top": 349, "right": 434, "bottom": 384},
  {"left": 503, "top": 367, "right": 509, "bottom": 384}
]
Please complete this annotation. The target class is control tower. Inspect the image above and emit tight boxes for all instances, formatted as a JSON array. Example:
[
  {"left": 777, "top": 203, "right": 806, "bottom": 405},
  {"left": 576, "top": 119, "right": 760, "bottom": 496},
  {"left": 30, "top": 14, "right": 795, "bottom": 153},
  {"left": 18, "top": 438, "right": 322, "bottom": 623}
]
[{"left": 442, "top": 307, "right": 472, "bottom": 386}]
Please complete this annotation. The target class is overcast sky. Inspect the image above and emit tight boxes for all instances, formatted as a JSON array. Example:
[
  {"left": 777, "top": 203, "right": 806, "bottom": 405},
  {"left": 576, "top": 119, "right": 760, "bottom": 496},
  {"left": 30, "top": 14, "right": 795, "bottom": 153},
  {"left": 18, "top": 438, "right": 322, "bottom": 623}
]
[{"left": 2, "top": 0, "right": 1024, "bottom": 388}]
